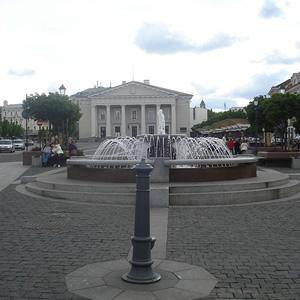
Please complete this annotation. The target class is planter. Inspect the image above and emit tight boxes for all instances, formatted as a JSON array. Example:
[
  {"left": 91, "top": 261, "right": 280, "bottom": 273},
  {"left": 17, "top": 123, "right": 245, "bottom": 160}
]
[{"left": 23, "top": 151, "right": 42, "bottom": 165}]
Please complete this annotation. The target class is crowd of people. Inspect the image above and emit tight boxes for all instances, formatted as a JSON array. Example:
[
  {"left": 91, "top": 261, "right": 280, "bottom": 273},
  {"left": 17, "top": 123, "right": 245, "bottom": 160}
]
[
  {"left": 223, "top": 135, "right": 249, "bottom": 155},
  {"left": 41, "top": 139, "right": 78, "bottom": 167}
]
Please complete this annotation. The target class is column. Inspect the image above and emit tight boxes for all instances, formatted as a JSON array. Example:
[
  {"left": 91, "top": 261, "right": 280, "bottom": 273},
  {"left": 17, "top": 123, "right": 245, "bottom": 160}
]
[
  {"left": 91, "top": 105, "right": 96, "bottom": 137},
  {"left": 106, "top": 105, "right": 111, "bottom": 137},
  {"left": 156, "top": 105, "right": 160, "bottom": 134},
  {"left": 171, "top": 104, "right": 176, "bottom": 134},
  {"left": 141, "top": 104, "right": 146, "bottom": 134},
  {"left": 121, "top": 105, "right": 126, "bottom": 136}
]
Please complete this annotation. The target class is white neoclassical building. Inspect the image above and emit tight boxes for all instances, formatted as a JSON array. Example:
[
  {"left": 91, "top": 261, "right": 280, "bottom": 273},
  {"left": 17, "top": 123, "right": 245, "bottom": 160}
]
[
  {"left": 71, "top": 80, "right": 197, "bottom": 140},
  {"left": 1, "top": 100, "right": 50, "bottom": 137}
]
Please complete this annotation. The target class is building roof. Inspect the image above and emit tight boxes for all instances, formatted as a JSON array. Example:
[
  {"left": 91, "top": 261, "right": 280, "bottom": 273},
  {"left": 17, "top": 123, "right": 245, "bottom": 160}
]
[
  {"left": 71, "top": 80, "right": 193, "bottom": 99},
  {"left": 268, "top": 79, "right": 291, "bottom": 96},
  {"left": 196, "top": 118, "right": 250, "bottom": 135}
]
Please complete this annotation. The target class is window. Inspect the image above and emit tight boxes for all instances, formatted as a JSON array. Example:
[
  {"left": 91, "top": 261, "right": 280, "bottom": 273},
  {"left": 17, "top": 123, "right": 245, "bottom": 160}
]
[
  {"left": 148, "top": 110, "right": 154, "bottom": 120},
  {"left": 131, "top": 110, "right": 137, "bottom": 120},
  {"left": 114, "top": 110, "right": 120, "bottom": 120},
  {"left": 100, "top": 110, "right": 106, "bottom": 120},
  {"left": 180, "top": 127, "right": 187, "bottom": 133},
  {"left": 149, "top": 126, "right": 154, "bottom": 134}
]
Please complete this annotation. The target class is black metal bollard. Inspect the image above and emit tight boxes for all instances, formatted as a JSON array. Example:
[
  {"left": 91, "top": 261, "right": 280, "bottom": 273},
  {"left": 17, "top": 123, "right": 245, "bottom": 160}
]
[{"left": 122, "top": 159, "right": 161, "bottom": 284}]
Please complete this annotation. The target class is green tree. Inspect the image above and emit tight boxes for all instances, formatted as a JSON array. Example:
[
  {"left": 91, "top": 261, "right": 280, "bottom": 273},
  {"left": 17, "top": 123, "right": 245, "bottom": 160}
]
[
  {"left": 246, "top": 93, "right": 300, "bottom": 148},
  {"left": 22, "top": 92, "right": 82, "bottom": 144},
  {"left": 0, "top": 120, "right": 23, "bottom": 138},
  {"left": 245, "top": 95, "right": 273, "bottom": 136},
  {"left": 1, "top": 120, "right": 11, "bottom": 138}
]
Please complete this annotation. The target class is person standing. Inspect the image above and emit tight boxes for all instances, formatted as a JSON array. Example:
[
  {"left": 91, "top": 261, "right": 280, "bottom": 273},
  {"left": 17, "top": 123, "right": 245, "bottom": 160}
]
[
  {"left": 51, "top": 143, "right": 64, "bottom": 167},
  {"left": 227, "top": 137, "right": 234, "bottom": 154},
  {"left": 234, "top": 138, "right": 241, "bottom": 155},
  {"left": 41, "top": 141, "right": 52, "bottom": 167}
]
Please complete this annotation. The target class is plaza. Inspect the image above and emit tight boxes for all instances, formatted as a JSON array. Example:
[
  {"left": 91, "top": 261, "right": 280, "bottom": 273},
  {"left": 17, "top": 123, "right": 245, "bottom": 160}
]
[{"left": 0, "top": 154, "right": 300, "bottom": 299}]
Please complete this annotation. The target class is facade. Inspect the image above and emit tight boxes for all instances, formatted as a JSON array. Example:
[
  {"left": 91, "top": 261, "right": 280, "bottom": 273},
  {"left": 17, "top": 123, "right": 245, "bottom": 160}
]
[
  {"left": 1, "top": 100, "right": 49, "bottom": 137},
  {"left": 268, "top": 71, "right": 300, "bottom": 96},
  {"left": 190, "top": 100, "right": 208, "bottom": 129},
  {"left": 71, "top": 80, "right": 200, "bottom": 139}
]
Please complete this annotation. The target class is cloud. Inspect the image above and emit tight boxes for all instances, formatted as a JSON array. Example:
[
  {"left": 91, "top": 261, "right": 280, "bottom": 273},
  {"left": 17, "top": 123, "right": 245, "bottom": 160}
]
[
  {"left": 230, "top": 71, "right": 290, "bottom": 99},
  {"left": 135, "top": 23, "right": 241, "bottom": 55},
  {"left": 8, "top": 69, "right": 35, "bottom": 77},
  {"left": 263, "top": 50, "right": 300, "bottom": 64},
  {"left": 296, "top": 41, "right": 300, "bottom": 49},
  {"left": 190, "top": 82, "right": 218, "bottom": 96},
  {"left": 259, "top": 0, "right": 284, "bottom": 19},
  {"left": 204, "top": 97, "right": 237, "bottom": 111}
]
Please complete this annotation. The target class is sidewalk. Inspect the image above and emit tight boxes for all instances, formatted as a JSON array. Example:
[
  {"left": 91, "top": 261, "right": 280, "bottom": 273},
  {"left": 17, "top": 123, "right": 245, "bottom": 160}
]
[
  {"left": 0, "top": 162, "right": 300, "bottom": 299},
  {"left": 0, "top": 162, "right": 30, "bottom": 192}
]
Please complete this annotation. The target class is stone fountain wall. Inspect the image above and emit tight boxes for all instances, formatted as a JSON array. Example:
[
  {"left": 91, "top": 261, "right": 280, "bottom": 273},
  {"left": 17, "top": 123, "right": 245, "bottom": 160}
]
[{"left": 67, "top": 163, "right": 256, "bottom": 183}]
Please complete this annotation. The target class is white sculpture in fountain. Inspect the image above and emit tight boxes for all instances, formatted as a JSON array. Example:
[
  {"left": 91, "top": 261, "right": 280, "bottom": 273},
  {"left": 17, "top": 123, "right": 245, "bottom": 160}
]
[{"left": 157, "top": 109, "right": 165, "bottom": 134}]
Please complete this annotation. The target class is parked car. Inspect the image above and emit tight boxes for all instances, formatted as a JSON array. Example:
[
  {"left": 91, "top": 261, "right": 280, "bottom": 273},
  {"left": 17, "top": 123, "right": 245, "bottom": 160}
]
[
  {"left": 0, "top": 140, "right": 15, "bottom": 153},
  {"left": 25, "top": 139, "right": 34, "bottom": 146},
  {"left": 12, "top": 139, "right": 25, "bottom": 150}
]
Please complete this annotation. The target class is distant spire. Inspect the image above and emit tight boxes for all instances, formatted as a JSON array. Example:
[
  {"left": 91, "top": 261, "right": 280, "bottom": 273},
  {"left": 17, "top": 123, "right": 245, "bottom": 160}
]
[{"left": 200, "top": 97, "right": 206, "bottom": 108}]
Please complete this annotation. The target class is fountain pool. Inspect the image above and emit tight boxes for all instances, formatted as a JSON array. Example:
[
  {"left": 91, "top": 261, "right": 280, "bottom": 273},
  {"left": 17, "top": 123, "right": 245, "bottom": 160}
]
[{"left": 67, "top": 135, "right": 258, "bottom": 183}]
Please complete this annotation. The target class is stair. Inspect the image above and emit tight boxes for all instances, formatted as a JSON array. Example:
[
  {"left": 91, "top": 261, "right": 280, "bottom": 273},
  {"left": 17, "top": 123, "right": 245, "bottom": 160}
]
[{"left": 24, "top": 168, "right": 300, "bottom": 206}]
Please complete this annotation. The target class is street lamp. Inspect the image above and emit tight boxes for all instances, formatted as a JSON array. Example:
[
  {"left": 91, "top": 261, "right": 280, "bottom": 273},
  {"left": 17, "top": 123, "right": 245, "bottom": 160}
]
[
  {"left": 59, "top": 84, "right": 66, "bottom": 95},
  {"left": 253, "top": 97, "right": 259, "bottom": 155},
  {"left": 59, "top": 84, "right": 66, "bottom": 147}
]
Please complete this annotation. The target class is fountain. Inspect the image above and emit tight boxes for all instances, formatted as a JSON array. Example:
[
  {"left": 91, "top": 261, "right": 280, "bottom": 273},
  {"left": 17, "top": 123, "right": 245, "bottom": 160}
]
[
  {"left": 67, "top": 109, "right": 257, "bottom": 184},
  {"left": 90, "top": 135, "right": 235, "bottom": 165}
]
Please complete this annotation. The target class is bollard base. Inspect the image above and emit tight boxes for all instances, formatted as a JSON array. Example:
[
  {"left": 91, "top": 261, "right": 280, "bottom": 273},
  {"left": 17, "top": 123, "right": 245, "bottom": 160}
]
[{"left": 122, "top": 271, "right": 161, "bottom": 284}]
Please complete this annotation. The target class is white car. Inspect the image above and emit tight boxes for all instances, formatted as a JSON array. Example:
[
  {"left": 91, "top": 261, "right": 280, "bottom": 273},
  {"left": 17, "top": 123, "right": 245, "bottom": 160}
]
[
  {"left": 0, "top": 140, "right": 15, "bottom": 153},
  {"left": 12, "top": 139, "right": 25, "bottom": 150}
]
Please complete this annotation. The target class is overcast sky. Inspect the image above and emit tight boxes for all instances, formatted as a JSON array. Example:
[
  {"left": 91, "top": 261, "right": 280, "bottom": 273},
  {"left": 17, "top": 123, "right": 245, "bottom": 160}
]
[{"left": 1, "top": 0, "right": 300, "bottom": 111}]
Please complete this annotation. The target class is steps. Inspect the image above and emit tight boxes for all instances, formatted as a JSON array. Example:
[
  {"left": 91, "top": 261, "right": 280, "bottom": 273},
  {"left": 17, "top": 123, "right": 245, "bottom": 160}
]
[
  {"left": 169, "top": 169, "right": 300, "bottom": 206},
  {"left": 24, "top": 168, "right": 300, "bottom": 206}
]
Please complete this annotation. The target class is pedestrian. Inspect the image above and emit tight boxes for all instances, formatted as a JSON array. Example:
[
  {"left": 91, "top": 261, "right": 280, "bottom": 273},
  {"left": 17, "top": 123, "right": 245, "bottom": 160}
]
[
  {"left": 222, "top": 135, "right": 227, "bottom": 144},
  {"left": 240, "top": 140, "right": 248, "bottom": 154},
  {"left": 227, "top": 137, "right": 234, "bottom": 154},
  {"left": 234, "top": 138, "right": 241, "bottom": 155},
  {"left": 51, "top": 143, "right": 64, "bottom": 167},
  {"left": 68, "top": 139, "right": 78, "bottom": 156},
  {"left": 41, "top": 141, "right": 52, "bottom": 167}
]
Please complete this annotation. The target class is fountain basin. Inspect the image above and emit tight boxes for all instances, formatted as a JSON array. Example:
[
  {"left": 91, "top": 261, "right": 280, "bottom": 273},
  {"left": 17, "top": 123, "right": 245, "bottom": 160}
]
[{"left": 67, "top": 156, "right": 258, "bottom": 183}]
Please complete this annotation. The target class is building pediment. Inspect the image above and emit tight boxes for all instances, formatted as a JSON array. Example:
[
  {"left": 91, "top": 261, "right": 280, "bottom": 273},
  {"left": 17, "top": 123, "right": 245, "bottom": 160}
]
[{"left": 89, "top": 81, "right": 192, "bottom": 99}]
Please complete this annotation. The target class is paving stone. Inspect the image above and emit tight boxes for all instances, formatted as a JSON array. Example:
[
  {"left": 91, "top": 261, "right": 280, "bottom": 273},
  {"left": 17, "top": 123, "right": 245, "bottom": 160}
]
[{"left": 1, "top": 166, "right": 300, "bottom": 299}]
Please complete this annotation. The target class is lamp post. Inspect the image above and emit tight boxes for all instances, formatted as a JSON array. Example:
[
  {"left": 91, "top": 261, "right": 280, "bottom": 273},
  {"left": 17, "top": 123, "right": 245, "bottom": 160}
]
[
  {"left": 59, "top": 85, "right": 66, "bottom": 147},
  {"left": 59, "top": 84, "right": 66, "bottom": 95},
  {"left": 253, "top": 97, "right": 259, "bottom": 155}
]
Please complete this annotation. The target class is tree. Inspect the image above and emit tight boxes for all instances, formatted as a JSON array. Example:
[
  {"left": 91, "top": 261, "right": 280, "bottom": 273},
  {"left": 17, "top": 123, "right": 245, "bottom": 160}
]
[
  {"left": 0, "top": 120, "right": 24, "bottom": 138},
  {"left": 246, "top": 93, "right": 300, "bottom": 149},
  {"left": 22, "top": 92, "right": 82, "bottom": 145}
]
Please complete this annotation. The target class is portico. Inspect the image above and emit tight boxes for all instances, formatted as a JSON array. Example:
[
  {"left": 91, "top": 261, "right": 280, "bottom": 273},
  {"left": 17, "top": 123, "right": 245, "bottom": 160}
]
[
  {"left": 90, "top": 103, "right": 176, "bottom": 138},
  {"left": 71, "top": 80, "right": 193, "bottom": 139}
]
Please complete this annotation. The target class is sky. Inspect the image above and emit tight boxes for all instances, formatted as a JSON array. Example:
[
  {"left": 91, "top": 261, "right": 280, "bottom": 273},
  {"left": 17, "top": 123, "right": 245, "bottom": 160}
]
[{"left": 1, "top": 0, "right": 300, "bottom": 111}]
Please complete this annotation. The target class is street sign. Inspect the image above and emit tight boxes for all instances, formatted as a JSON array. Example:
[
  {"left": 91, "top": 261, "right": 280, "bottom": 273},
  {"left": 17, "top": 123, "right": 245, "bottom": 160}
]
[
  {"left": 36, "top": 120, "right": 43, "bottom": 126},
  {"left": 22, "top": 110, "right": 30, "bottom": 119}
]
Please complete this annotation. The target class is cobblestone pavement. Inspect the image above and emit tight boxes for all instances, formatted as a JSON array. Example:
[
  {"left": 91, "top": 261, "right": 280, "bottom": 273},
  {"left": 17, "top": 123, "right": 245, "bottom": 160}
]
[{"left": 0, "top": 167, "right": 300, "bottom": 299}]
